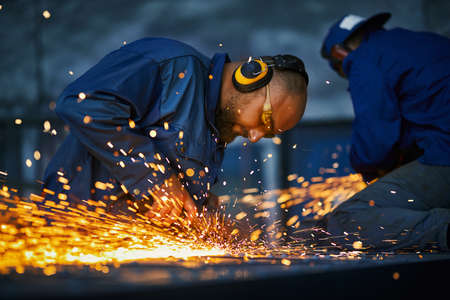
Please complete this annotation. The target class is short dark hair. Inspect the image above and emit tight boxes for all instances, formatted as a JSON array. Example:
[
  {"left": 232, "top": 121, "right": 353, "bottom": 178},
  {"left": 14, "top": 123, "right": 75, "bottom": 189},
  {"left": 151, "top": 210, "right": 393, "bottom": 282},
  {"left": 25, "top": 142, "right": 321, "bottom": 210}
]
[{"left": 274, "top": 69, "right": 306, "bottom": 95}]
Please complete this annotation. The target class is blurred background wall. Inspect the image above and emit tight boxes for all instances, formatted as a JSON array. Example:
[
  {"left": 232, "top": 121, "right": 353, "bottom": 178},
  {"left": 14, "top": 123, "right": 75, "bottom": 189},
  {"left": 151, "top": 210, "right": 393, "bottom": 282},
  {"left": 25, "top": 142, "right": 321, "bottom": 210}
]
[{"left": 0, "top": 0, "right": 449, "bottom": 200}]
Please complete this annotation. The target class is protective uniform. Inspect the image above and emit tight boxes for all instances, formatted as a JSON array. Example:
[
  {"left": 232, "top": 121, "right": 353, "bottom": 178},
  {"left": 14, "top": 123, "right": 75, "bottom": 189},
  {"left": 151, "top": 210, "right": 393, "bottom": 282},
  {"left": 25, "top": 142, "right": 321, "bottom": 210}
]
[
  {"left": 344, "top": 28, "right": 450, "bottom": 181},
  {"left": 43, "top": 38, "right": 229, "bottom": 213},
  {"left": 321, "top": 13, "right": 450, "bottom": 251}
]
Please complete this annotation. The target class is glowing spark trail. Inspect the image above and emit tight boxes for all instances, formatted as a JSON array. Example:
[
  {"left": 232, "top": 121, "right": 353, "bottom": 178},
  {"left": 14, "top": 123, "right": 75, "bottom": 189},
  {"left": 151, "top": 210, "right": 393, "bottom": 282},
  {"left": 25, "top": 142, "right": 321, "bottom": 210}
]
[{"left": 0, "top": 175, "right": 366, "bottom": 275}]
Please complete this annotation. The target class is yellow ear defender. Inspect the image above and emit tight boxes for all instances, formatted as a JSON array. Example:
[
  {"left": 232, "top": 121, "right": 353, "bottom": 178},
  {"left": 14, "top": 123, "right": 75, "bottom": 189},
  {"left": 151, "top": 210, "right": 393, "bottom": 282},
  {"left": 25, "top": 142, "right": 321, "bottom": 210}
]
[
  {"left": 232, "top": 59, "right": 273, "bottom": 93},
  {"left": 232, "top": 55, "right": 309, "bottom": 93}
]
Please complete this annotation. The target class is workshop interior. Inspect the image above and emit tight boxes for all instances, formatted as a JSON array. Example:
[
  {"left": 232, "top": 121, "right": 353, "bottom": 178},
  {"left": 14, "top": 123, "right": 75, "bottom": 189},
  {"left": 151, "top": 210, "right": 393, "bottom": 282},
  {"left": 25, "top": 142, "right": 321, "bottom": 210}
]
[{"left": 0, "top": 1, "right": 449, "bottom": 299}]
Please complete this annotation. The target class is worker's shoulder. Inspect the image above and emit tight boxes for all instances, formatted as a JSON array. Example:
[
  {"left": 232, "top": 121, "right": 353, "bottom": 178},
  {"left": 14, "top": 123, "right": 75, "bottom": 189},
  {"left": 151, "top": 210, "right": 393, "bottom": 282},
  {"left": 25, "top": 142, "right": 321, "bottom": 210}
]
[
  {"left": 370, "top": 27, "right": 450, "bottom": 45},
  {"left": 123, "top": 37, "right": 210, "bottom": 67}
]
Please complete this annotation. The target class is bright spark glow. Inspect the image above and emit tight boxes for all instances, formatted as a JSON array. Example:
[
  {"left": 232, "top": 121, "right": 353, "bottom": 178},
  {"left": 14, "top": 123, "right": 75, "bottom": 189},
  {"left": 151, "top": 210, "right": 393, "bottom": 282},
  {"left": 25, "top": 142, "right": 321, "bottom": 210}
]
[
  {"left": 287, "top": 174, "right": 298, "bottom": 181},
  {"left": 235, "top": 212, "right": 247, "bottom": 220},
  {"left": 0, "top": 174, "right": 366, "bottom": 275},
  {"left": 42, "top": 10, "right": 51, "bottom": 19},
  {"left": 286, "top": 215, "right": 299, "bottom": 227},
  {"left": 186, "top": 168, "right": 195, "bottom": 177},
  {"left": 83, "top": 115, "right": 91, "bottom": 124},
  {"left": 272, "top": 137, "right": 282, "bottom": 145},
  {"left": 33, "top": 150, "right": 41, "bottom": 161},
  {"left": 43, "top": 121, "right": 51, "bottom": 132},
  {"left": 352, "top": 241, "right": 363, "bottom": 249},
  {"left": 25, "top": 159, "right": 32, "bottom": 167},
  {"left": 281, "top": 258, "right": 291, "bottom": 266}
]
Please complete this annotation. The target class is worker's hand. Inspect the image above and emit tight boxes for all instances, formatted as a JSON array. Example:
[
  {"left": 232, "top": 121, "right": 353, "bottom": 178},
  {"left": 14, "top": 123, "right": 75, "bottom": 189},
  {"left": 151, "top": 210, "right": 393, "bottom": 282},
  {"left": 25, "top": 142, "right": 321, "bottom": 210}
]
[
  {"left": 145, "top": 174, "right": 197, "bottom": 226},
  {"left": 205, "top": 192, "right": 219, "bottom": 209}
]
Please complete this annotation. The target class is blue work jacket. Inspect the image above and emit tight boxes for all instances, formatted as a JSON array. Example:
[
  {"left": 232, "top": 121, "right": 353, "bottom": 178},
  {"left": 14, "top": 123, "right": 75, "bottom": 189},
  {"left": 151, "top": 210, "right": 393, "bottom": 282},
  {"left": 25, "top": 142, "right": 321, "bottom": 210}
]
[
  {"left": 342, "top": 28, "right": 450, "bottom": 181},
  {"left": 43, "top": 38, "right": 229, "bottom": 209}
]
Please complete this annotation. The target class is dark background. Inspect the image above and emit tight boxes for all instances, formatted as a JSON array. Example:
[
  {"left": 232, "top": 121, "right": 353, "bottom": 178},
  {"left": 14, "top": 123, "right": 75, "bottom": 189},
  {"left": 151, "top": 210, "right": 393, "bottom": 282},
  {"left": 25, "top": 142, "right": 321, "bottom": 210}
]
[{"left": 0, "top": 0, "right": 449, "bottom": 199}]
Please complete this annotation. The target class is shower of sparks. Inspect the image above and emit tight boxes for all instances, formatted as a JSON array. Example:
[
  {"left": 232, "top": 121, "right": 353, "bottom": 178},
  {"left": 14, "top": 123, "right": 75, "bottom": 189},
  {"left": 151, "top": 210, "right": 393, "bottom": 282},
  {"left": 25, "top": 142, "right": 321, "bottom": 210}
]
[{"left": 0, "top": 174, "right": 366, "bottom": 275}]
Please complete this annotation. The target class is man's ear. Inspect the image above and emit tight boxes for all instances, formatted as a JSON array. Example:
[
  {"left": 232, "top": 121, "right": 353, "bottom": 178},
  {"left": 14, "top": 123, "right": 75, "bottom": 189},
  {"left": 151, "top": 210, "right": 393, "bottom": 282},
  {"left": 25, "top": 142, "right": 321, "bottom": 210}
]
[
  {"left": 331, "top": 44, "right": 350, "bottom": 61},
  {"left": 345, "top": 28, "right": 366, "bottom": 50}
]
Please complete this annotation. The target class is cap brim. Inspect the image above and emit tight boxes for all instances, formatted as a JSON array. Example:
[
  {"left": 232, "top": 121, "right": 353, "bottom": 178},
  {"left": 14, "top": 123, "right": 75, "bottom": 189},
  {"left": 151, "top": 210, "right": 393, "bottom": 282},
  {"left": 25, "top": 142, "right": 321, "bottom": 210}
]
[
  {"left": 365, "top": 12, "right": 391, "bottom": 28},
  {"left": 345, "top": 12, "right": 391, "bottom": 42}
]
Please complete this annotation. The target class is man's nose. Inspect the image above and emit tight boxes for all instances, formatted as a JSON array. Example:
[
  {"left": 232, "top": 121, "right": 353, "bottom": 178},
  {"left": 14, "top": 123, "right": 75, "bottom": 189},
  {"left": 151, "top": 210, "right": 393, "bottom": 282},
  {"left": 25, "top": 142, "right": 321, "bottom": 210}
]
[{"left": 248, "top": 128, "right": 265, "bottom": 143}]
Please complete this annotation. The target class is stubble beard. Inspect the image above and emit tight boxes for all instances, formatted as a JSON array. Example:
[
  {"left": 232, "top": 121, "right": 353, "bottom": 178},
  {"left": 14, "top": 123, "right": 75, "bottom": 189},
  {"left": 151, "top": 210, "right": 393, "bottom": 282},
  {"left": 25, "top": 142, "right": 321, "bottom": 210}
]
[{"left": 216, "top": 97, "right": 238, "bottom": 144}]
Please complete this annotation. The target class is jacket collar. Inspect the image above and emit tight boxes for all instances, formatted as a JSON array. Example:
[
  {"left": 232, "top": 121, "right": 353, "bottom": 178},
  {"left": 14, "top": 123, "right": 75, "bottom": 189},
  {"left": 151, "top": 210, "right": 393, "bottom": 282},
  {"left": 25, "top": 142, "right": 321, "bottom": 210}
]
[
  {"left": 342, "top": 30, "right": 378, "bottom": 76},
  {"left": 205, "top": 53, "right": 230, "bottom": 139}
]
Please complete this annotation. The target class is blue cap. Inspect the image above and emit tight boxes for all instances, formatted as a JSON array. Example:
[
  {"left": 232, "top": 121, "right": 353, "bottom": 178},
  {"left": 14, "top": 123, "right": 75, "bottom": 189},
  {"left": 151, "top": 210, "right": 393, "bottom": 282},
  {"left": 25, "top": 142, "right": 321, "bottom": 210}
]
[{"left": 321, "top": 12, "right": 391, "bottom": 59}]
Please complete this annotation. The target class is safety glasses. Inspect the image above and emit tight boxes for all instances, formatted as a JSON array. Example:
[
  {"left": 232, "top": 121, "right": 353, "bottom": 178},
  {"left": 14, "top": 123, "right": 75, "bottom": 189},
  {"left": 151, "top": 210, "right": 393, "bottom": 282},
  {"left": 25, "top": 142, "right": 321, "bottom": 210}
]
[{"left": 261, "top": 84, "right": 275, "bottom": 138}]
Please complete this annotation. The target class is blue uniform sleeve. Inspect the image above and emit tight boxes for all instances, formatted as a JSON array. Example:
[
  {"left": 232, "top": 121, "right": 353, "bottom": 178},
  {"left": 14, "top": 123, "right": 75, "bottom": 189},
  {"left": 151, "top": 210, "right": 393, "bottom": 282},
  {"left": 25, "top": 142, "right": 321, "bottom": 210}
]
[
  {"left": 55, "top": 55, "right": 173, "bottom": 200},
  {"left": 348, "top": 63, "right": 402, "bottom": 182}
]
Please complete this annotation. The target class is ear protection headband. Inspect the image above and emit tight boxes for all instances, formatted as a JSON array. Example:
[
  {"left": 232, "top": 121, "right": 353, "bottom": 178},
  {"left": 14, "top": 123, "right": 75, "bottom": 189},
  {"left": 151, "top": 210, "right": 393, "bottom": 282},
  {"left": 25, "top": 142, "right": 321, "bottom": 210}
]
[{"left": 232, "top": 55, "right": 309, "bottom": 93}]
